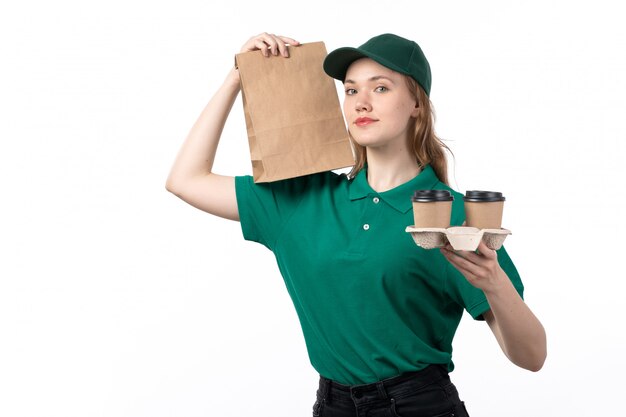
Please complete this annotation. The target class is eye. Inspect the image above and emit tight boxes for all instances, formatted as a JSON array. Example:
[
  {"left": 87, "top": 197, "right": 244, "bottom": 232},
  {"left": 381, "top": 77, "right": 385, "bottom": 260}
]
[
  {"left": 375, "top": 86, "right": 388, "bottom": 93},
  {"left": 345, "top": 88, "right": 357, "bottom": 95}
]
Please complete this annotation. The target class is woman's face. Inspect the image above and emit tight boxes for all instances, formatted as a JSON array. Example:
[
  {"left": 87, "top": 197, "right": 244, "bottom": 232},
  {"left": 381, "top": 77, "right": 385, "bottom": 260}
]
[{"left": 343, "top": 58, "right": 418, "bottom": 150}]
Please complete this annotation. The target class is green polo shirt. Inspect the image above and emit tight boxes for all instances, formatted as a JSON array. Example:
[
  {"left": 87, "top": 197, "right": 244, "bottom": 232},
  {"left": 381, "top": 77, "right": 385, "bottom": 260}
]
[{"left": 235, "top": 165, "right": 523, "bottom": 385}]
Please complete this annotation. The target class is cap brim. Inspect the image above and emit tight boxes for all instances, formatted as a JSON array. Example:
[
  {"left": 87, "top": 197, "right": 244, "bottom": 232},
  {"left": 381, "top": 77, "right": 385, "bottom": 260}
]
[
  {"left": 323, "top": 47, "right": 410, "bottom": 82},
  {"left": 323, "top": 47, "right": 369, "bottom": 81}
]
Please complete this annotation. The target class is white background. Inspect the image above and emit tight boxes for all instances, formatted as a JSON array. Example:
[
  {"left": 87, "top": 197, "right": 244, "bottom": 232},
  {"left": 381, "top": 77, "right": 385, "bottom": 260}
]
[{"left": 1, "top": 1, "right": 624, "bottom": 416}]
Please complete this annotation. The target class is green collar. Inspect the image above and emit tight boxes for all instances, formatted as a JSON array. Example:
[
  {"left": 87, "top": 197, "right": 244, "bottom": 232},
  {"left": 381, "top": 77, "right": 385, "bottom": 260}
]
[{"left": 348, "top": 165, "right": 440, "bottom": 213}]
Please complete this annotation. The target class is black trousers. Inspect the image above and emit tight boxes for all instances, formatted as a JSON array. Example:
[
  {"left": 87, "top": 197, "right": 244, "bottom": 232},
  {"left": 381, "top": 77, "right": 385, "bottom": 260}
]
[{"left": 313, "top": 365, "right": 470, "bottom": 417}]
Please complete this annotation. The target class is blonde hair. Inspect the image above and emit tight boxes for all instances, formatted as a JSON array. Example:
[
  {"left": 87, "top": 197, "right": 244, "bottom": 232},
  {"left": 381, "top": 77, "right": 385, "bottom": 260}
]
[{"left": 348, "top": 76, "right": 452, "bottom": 185}]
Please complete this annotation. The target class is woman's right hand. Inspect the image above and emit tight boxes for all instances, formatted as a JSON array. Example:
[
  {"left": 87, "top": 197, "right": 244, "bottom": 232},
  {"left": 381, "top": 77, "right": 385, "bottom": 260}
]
[{"left": 239, "top": 32, "right": 300, "bottom": 57}]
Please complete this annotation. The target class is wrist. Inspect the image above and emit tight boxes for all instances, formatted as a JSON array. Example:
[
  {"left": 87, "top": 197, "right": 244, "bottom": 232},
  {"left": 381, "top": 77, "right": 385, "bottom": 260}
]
[
  {"left": 224, "top": 67, "right": 241, "bottom": 90},
  {"left": 482, "top": 267, "right": 513, "bottom": 297}
]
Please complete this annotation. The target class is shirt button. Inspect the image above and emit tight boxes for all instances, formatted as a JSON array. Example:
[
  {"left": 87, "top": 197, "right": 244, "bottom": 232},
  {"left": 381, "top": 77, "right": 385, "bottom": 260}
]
[
  {"left": 363, "top": 224, "right": 370, "bottom": 230},
  {"left": 373, "top": 197, "right": 380, "bottom": 204}
]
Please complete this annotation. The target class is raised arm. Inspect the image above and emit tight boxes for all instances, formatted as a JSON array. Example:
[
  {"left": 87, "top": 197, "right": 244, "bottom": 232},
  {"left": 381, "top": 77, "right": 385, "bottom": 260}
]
[{"left": 165, "top": 33, "right": 300, "bottom": 221}]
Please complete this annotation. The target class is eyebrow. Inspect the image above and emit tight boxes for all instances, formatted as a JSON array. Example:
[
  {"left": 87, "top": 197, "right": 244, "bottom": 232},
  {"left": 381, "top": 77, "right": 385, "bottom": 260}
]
[{"left": 344, "top": 75, "right": 396, "bottom": 85}]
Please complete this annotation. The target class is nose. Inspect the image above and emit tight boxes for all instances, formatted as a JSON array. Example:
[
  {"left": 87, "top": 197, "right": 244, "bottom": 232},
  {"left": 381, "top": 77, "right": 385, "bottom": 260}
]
[{"left": 355, "top": 92, "right": 372, "bottom": 112}]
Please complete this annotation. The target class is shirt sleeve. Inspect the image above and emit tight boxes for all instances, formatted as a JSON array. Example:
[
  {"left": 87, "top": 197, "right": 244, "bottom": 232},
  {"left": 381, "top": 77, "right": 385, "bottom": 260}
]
[
  {"left": 445, "top": 244, "right": 524, "bottom": 320},
  {"left": 234, "top": 175, "right": 310, "bottom": 251}
]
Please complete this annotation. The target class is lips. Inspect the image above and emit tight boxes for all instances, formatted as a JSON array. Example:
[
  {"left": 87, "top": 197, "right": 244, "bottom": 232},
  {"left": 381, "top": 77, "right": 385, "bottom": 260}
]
[{"left": 355, "top": 117, "right": 377, "bottom": 126}]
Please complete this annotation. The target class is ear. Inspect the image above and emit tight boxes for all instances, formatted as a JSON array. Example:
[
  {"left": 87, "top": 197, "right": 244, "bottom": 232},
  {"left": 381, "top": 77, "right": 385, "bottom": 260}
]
[{"left": 410, "top": 101, "right": 420, "bottom": 118}]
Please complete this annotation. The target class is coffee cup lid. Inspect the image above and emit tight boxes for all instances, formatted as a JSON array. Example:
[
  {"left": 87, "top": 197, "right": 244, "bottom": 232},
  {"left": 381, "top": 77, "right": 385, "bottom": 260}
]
[
  {"left": 412, "top": 189, "right": 454, "bottom": 202},
  {"left": 463, "top": 190, "right": 505, "bottom": 202}
]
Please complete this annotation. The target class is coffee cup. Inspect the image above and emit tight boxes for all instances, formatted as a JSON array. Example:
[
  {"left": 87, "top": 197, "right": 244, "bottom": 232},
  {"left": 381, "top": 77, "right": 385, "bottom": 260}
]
[
  {"left": 411, "top": 190, "right": 454, "bottom": 228},
  {"left": 463, "top": 190, "right": 505, "bottom": 229}
]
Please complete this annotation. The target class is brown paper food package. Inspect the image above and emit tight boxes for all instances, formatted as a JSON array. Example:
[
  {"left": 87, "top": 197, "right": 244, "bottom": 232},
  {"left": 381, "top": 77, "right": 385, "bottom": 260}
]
[{"left": 235, "top": 42, "right": 355, "bottom": 183}]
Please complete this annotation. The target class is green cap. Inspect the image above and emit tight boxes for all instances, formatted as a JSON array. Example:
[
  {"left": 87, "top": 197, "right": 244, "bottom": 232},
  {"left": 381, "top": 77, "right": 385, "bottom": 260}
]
[{"left": 323, "top": 33, "right": 432, "bottom": 96}]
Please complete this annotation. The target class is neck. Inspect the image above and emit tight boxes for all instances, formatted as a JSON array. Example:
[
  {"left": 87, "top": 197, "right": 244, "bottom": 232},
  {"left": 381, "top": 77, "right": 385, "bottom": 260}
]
[{"left": 365, "top": 147, "right": 421, "bottom": 193}]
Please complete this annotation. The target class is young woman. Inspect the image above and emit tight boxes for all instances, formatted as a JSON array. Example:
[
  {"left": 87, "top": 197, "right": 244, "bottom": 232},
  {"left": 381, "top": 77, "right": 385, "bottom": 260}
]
[{"left": 166, "top": 32, "right": 547, "bottom": 417}]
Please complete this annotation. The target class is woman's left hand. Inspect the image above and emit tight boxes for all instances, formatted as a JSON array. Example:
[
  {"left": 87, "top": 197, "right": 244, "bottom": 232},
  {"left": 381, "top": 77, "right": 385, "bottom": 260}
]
[
  {"left": 441, "top": 239, "right": 547, "bottom": 371},
  {"left": 439, "top": 239, "right": 505, "bottom": 293},
  {"left": 441, "top": 237, "right": 547, "bottom": 371}
]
